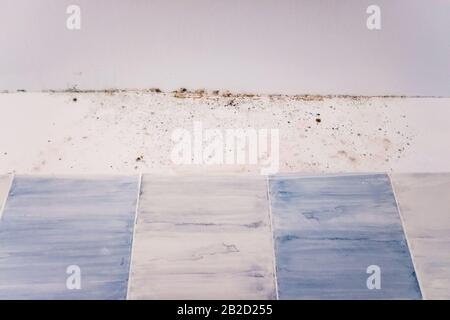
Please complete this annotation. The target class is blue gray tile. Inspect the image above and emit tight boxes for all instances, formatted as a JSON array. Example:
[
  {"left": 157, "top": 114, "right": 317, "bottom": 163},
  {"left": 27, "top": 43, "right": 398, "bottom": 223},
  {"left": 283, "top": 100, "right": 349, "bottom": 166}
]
[
  {"left": 269, "top": 174, "right": 422, "bottom": 299},
  {"left": 0, "top": 175, "right": 139, "bottom": 299}
]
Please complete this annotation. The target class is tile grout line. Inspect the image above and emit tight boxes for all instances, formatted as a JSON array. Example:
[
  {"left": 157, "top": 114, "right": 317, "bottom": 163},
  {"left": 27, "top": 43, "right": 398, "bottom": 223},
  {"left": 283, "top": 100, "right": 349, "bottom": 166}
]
[
  {"left": 266, "top": 175, "right": 279, "bottom": 300},
  {"left": 0, "top": 174, "right": 15, "bottom": 221},
  {"left": 388, "top": 173, "right": 426, "bottom": 300},
  {"left": 126, "top": 173, "right": 142, "bottom": 300}
]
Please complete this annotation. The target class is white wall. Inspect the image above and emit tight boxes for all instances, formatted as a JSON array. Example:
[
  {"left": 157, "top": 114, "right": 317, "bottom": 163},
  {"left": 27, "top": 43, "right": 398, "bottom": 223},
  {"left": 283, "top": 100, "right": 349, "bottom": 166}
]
[{"left": 1, "top": 0, "right": 449, "bottom": 96}]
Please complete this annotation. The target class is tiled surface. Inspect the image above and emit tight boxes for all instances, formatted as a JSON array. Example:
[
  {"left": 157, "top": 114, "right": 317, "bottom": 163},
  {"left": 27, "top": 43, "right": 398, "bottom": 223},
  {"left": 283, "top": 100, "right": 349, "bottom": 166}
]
[
  {"left": 0, "top": 176, "right": 139, "bottom": 299},
  {"left": 269, "top": 174, "right": 422, "bottom": 299},
  {"left": 127, "top": 175, "right": 276, "bottom": 299},
  {"left": 0, "top": 175, "right": 12, "bottom": 219},
  {"left": 0, "top": 173, "right": 449, "bottom": 299},
  {"left": 391, "top": 174, "right": 450, "bottom": 300}
]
